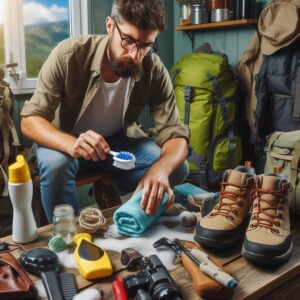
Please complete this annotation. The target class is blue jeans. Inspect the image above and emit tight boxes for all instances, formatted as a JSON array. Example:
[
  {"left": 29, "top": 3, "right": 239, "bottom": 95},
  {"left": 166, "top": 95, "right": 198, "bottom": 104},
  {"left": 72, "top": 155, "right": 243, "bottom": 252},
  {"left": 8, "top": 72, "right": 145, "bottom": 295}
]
[{"left": 36, "top": 132, "right": 189, "bottom": 222}]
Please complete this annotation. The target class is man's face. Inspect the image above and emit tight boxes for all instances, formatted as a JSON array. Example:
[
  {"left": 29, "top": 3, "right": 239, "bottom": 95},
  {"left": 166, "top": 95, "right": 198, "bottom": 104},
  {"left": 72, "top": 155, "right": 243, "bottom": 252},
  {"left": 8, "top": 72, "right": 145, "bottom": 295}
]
[{"left": 106, "top": 17, "right": 159, "bottom": 78}]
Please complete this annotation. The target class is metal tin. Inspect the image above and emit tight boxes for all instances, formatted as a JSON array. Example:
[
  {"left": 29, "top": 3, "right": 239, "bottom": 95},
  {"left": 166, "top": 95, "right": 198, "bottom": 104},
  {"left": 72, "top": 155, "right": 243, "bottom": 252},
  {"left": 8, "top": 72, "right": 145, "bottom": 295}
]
[
  {"left": 210, "top": 8, "right": 230, "bottom": 22},
  {"left": 191, "top": 4, "right": 208, "bottom": 24}
]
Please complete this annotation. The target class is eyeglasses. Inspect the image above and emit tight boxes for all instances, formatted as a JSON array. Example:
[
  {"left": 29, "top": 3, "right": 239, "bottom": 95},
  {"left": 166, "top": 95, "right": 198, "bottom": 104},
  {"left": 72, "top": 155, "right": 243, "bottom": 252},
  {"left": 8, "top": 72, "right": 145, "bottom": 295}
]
[{"left": 111, "top": 17, "right": 157, "bottom": 57}]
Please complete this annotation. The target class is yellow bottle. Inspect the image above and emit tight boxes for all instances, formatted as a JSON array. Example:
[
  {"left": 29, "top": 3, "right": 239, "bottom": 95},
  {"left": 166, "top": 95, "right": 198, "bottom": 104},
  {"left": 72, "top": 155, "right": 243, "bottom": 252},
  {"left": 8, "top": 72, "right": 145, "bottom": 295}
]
[{"left": 73, "top": 233, "right": 113, "bottom": 279}]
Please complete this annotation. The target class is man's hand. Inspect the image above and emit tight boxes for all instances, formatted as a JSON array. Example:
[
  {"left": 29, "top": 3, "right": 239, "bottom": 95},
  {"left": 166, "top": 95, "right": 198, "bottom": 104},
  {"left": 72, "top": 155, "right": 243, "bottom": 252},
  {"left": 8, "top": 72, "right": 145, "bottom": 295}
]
[
  {"left": 134, "top": 163, "right": 174, "bottom": 216},
  {"left": 21, "top": 117, "right": 112, "bottom": 160},
  {"left": 133, "top": 137, "right": 188, "bottom": 216},
  {"left": 69, "top": 130, "right": 110, "bottom": 161}
]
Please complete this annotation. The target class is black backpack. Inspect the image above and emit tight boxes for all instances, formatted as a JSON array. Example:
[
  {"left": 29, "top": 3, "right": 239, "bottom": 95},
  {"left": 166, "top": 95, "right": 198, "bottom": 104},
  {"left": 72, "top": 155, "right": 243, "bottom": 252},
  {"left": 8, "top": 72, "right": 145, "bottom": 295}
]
[{"left": 254, "top": 39, "right": 300, "bottom": 142}]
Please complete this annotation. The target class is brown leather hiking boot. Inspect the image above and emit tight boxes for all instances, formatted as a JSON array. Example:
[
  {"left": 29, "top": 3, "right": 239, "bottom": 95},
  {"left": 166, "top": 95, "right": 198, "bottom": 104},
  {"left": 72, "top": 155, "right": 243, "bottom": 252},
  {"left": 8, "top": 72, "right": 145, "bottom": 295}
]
[
  {"left": 242, "top": 171, "right": 293, "bottom": 265},
  {"left": 194, "top": 163, "right": 255, "bottom": 249}
]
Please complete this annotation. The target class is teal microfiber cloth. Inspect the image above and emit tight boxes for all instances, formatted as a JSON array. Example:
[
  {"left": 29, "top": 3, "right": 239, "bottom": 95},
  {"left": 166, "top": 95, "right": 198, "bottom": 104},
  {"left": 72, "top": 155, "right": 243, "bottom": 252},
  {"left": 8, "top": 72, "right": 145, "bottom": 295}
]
[
  {"left": 174, "top": 183, "right": 208, "bottom": 208},
  {"left": 113, "top": 189, "right": 169, "bottom": 237}
]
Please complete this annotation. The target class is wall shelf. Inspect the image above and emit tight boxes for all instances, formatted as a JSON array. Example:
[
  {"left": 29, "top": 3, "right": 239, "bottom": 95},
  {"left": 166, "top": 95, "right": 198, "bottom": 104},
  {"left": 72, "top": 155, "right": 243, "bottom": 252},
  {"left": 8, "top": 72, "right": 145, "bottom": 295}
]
[
  {"left": 176, "top": 19, "right": 257, "bottom": 50},
  {"left": 176, "top": 18, "right": 257, "bottom": 31}
]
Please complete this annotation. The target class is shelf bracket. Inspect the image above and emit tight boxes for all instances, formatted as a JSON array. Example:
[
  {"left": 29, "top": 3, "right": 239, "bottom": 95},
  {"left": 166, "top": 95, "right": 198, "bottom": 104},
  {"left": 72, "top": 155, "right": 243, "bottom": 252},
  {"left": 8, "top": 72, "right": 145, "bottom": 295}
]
[{"left": 185, "top": 31, "right": 195, "bottom": 51}]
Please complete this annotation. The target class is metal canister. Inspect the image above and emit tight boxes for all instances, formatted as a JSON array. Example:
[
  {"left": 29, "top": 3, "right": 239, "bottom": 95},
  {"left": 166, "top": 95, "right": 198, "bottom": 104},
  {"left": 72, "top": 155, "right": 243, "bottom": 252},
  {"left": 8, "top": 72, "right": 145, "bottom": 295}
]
[
  {"left": 211, "top": 8, "right": 230, "bottom": 22},
  {"left": 191, "top": 4, "right": 208, "bottom": 24}
]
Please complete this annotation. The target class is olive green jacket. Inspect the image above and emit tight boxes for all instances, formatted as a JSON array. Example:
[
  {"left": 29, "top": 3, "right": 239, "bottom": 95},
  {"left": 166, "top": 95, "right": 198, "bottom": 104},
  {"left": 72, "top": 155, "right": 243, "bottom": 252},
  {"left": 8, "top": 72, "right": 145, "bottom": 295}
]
[{"left": 21, "top": 35, "right": 189, "bottom": 147}]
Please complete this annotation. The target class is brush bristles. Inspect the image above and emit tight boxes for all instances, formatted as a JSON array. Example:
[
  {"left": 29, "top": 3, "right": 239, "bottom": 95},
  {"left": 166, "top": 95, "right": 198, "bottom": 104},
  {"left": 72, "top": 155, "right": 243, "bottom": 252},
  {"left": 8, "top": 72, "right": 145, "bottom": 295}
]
[
  {"left": 115, "top": 151, "right": 134, "bottom": 160},
  {"left": 113, "top": 160, "right": 135, "bottom": 170},
  {"left": 111, "top": 151, "right": 136, "bottom": 170}
]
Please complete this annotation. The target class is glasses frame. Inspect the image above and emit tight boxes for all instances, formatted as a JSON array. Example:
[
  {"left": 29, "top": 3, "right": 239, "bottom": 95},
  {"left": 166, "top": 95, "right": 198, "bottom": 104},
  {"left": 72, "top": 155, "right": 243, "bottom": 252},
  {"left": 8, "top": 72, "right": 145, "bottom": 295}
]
[{"left": 111, "top": 17, "right": 157, "bottom": 57}]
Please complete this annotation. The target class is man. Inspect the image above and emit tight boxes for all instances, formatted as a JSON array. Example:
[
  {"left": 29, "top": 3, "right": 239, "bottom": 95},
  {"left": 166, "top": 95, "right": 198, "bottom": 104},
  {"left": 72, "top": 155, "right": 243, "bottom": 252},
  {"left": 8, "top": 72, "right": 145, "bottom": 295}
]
[{"left": 21, "top": 0, "right": 189, "bottom": 223}]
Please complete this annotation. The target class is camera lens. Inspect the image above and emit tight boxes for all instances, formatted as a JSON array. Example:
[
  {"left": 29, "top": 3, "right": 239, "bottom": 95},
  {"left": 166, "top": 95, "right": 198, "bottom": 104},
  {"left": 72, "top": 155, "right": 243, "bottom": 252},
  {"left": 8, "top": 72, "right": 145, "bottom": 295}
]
[
  {"left": 135, "top": 289, "right": 152, "bottom": 300},
  {"left": 152, "top": 282, "right": 182, "bottom": 300}
]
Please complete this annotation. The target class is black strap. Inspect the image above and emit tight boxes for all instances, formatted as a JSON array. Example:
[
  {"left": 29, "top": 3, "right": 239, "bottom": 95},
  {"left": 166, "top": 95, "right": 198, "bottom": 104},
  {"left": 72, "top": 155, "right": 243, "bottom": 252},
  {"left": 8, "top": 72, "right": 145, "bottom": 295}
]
[
  {"left": 207, "top": 74, "right": 230, "bottom": 124},
  {"left": 184, "top": 85, "right": 192, "bottom": 125},
  {"left": 228, "top": 127, "right": 235, "bottom": 168},
  {"left": 170, "top": 68, "right": 181, "bottom": 82}
]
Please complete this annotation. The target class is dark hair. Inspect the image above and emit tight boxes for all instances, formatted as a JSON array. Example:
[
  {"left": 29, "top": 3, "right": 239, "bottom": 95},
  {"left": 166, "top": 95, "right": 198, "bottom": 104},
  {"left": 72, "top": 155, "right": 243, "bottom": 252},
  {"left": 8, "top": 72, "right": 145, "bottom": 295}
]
[{"left": 111, "top": 0, "right": 166, "bottom": 32}]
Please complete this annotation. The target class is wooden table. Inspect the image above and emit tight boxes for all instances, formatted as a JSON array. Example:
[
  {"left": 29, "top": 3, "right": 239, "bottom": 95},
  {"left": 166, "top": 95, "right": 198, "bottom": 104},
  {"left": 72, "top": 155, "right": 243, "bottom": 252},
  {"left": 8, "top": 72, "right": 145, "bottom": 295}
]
[{"left": 3, "top": 207, "right": 300, "bottom": 300}]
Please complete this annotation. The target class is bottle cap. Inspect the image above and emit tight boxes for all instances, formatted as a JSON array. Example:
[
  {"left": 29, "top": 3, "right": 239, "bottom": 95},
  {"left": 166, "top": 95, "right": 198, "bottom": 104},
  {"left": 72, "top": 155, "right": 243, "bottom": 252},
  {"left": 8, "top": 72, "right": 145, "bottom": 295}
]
[{"left": 8, "top": 155, "right": 31, "bottom": 183}]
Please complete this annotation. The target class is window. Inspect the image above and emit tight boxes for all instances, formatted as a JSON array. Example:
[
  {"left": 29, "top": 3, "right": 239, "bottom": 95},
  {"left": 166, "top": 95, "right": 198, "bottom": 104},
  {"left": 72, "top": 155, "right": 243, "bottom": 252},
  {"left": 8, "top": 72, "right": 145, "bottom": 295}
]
[
  {"left": 2, "top": 0, "right": 89, "bottom": 94},
  {"left": 23, "top": 0, "right": 70, "bottom": 79}
]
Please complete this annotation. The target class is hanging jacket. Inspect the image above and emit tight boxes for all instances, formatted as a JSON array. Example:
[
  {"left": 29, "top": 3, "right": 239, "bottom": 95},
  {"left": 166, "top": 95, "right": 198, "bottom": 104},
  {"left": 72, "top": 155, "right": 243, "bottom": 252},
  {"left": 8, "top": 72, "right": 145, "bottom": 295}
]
[{"left": 238, "top": 0, "right": 300, "bottom": 144}]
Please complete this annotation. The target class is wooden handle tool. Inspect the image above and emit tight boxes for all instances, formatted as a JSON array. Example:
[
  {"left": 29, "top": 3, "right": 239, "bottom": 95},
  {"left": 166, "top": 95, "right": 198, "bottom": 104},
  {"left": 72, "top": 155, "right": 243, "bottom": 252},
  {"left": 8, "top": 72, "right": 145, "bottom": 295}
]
[{"left": 181, "top": 252, "right": 233, "bottom": 299}]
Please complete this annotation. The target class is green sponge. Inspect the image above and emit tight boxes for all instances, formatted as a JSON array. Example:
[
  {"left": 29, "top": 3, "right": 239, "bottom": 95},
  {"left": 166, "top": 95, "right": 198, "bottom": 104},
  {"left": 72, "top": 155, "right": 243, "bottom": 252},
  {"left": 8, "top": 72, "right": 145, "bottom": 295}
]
[{"left": 48, "top": 235, "right": 68, "bottom": 252}]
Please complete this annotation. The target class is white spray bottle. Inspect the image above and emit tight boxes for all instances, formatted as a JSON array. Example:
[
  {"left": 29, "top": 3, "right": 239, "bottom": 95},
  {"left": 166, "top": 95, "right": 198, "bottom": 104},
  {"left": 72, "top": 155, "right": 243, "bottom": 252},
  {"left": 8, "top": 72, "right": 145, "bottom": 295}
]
[{"left": 8, "top": 155, "right": 38, "bottom": 243}]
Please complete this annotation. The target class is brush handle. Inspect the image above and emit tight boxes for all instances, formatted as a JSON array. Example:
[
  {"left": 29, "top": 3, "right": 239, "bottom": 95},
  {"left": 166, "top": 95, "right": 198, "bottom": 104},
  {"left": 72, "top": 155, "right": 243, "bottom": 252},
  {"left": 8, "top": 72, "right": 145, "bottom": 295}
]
[
  {"left": 109, "top": 151, "right": 118, "bottom": 156},
  {"left": 199, "top": 261, "right": 237, "bottom": 288},
  {"left": 41, "top": 271, "right": 64, "bottom": 300}
]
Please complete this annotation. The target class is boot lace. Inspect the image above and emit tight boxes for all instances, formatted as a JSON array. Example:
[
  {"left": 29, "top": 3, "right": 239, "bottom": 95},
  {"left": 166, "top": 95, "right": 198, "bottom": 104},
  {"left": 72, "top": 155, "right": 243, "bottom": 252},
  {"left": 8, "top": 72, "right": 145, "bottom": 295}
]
[
  {"left": 250, "top": 188, "right": 286, "bottom": 232},
  {"left": 210, "top": 181, "right": 249, "bottom": 219}
]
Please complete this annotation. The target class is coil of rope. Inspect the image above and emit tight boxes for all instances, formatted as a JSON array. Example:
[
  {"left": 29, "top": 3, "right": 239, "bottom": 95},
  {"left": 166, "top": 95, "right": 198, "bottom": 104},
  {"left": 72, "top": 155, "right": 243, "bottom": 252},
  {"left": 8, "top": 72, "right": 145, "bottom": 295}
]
[{"left": 78, "top": 207, "right": 107, "bottom": 233}]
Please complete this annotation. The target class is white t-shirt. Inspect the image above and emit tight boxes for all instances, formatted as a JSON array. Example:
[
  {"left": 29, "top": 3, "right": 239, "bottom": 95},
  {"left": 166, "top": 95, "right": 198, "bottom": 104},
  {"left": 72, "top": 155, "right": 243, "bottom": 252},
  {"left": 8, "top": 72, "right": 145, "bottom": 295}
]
[{"left": 74, "top": 77, "right": 130, "bottom": 137}]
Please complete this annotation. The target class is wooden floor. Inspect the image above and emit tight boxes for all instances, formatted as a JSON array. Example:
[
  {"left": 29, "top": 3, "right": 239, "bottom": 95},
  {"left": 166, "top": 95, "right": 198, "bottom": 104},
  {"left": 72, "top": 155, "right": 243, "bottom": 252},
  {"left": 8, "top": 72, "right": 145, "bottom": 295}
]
[{"left": 3, "top": 207, "right": 300, "bottom": 300}]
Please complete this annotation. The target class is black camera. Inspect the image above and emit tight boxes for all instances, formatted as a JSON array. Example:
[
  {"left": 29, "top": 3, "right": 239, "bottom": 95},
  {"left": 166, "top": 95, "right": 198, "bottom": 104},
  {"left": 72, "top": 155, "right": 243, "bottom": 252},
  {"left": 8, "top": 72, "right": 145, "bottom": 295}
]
[{"left": 123, "top": 254, "right": 182, "bottom": 300}]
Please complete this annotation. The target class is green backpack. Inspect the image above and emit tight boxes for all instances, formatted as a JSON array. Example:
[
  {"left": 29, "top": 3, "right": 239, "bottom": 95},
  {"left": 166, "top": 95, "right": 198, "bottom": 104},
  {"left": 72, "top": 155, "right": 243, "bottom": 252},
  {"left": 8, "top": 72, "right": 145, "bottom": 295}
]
[{"left": 170, "top": 52, "right": 242, "bottom": 188}]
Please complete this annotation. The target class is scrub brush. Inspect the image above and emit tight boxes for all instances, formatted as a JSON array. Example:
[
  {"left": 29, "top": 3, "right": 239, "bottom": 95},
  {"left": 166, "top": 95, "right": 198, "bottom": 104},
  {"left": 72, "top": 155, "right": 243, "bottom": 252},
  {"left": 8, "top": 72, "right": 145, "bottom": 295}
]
[{"left": 109, "top": 151, "right": 136, "bottom": 170}]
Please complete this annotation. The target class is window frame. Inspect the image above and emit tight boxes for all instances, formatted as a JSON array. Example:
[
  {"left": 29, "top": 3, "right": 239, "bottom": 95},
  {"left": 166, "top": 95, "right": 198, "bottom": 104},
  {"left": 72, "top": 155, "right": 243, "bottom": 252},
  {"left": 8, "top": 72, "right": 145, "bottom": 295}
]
[{"left": 3, "top": 0, "right": 89, "bottom": 94}]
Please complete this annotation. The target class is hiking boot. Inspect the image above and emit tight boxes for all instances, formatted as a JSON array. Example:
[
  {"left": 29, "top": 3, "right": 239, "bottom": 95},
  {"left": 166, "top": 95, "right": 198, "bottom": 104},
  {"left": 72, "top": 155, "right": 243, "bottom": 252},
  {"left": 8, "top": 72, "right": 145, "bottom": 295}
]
[
  {"left": 194, "top": 162, "right": 255, "bottom": 249},
  {"left": 242, "top": 171, "right": 293, "bottom": 265}
]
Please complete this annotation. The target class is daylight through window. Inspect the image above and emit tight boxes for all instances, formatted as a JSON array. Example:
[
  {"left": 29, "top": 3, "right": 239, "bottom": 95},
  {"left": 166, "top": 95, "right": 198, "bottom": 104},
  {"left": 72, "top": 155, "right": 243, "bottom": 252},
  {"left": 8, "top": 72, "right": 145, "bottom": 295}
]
[
  {"left": 23, "top": 0, "right": 70, "bottom": 78},
  {"left": 1, "top": 0, "right": 88, "bottom": 92}
]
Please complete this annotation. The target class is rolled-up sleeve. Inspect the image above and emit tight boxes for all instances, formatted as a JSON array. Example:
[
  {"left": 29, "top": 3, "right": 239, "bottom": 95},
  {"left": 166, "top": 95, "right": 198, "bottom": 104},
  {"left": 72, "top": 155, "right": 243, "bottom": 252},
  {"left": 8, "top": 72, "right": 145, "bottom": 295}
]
[{"left": 21, "top": 44, "right": 65, "bottom": 122}]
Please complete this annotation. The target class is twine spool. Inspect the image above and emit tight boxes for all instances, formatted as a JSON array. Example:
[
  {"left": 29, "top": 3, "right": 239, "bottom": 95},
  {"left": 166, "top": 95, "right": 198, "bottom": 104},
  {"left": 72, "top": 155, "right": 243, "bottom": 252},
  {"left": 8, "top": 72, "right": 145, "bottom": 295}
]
[{"left": 78, "top": 207, "right": 106, "bottom": 233}]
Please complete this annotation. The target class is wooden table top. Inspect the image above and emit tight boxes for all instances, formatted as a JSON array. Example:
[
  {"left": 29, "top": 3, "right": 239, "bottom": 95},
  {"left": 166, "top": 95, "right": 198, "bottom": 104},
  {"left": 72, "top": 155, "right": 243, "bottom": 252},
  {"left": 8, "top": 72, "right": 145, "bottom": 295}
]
[{"left": 3, "top": 206, "right": 300, "bottom": 300}]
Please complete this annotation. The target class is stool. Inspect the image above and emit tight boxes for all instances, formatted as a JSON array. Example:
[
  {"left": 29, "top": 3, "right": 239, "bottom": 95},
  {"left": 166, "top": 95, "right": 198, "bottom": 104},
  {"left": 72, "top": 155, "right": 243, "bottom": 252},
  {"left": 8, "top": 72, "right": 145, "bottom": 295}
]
[{"left": 75, "top": 172, "right": 122, "bottom": 210}]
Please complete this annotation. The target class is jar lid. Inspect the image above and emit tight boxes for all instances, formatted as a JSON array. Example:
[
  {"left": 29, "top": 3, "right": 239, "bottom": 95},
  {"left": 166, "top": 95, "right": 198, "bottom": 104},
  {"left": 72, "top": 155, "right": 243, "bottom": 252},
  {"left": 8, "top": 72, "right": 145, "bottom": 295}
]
[{"left": 53, "top": 204, "right": 74, "bottom": 216}]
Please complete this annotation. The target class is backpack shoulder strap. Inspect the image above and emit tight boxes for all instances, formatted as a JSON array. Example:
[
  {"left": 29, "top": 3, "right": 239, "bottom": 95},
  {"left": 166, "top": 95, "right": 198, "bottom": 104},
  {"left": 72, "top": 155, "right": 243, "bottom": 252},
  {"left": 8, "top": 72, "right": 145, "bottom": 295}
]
[{"left": 0, "top": 80, "right": 21, "bottom": 170}]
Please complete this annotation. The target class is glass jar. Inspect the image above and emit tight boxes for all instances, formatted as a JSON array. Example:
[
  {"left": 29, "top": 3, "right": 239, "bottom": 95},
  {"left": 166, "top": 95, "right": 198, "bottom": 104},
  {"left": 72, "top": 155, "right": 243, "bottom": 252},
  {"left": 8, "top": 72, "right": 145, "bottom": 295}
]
[{"left": 53, "top": 204, "right": 76, "bottom": 245}]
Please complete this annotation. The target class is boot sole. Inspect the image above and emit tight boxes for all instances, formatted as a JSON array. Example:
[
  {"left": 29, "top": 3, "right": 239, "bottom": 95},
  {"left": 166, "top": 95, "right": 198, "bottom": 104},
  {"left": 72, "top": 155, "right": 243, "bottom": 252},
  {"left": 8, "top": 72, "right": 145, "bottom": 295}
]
[
  {"left": 194, "top": 225, "right": 245, "bottom": 249},
  {"left": 241, "top": 242, "right": 293, "bottom": 265},
  {"left": 194, "top": 234, "right": 240, "bottom": 249},
  {"left": 194, "top": 217, "right": 249, "bottom": 249}
]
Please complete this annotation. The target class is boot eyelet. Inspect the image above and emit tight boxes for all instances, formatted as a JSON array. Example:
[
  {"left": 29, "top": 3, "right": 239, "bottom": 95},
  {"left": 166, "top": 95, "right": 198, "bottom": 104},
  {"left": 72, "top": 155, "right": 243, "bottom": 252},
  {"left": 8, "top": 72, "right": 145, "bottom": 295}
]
[
  {"left": 276, "top": 222, "right": 280, "bottom": 226},
  {"left": 272, "top": 229, "right": 280, "bottom": 234},
  {"left": 250, "top": 224, "right": 254, "bottom": 228},
  {"left": 227, "top": 216, "right": 234, "bottom": 221}
]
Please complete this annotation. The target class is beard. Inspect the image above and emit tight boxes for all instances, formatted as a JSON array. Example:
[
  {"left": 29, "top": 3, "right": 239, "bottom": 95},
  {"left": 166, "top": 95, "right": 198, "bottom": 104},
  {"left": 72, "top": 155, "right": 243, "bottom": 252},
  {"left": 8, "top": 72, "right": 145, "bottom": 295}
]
[{"left": 108, "top": 42, "right": 142, "bottom": 78}]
